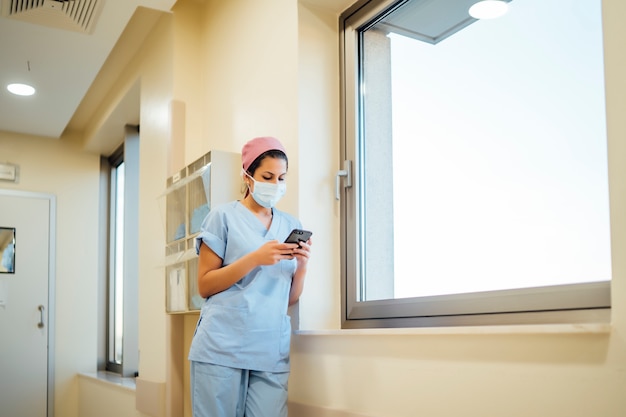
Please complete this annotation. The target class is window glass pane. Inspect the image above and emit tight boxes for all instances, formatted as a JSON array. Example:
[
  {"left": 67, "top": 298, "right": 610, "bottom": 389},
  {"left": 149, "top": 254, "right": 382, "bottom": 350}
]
[
  {"left": 359, "top": 0, "right": 610, "bottom": 301},
  {"left": 109, "top": 161, "right": 125, "bottom": 364}
]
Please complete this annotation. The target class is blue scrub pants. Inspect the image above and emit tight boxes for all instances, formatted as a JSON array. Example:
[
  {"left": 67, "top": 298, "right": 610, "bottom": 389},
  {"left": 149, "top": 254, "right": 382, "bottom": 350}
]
[{"left": 190, "top": 361, "right": 289, "bottom": 417}]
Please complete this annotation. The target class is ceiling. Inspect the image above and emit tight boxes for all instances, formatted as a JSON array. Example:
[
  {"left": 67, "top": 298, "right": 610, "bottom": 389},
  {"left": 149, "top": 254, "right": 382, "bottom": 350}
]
[
  {"left": 378, "top": 0, "right": 488, "bottom": 44},
  {"left": 0, "top": 0, "right": 176, "bottom": 143},
  {"left": 0, "top": 0, "right": 360, "bottom": 152}
]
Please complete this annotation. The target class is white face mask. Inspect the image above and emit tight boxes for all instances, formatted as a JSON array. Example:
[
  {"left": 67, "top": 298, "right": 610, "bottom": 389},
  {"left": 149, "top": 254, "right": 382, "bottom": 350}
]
[{"left": 244, "top": 171, "right": 286, "bottom": 208}]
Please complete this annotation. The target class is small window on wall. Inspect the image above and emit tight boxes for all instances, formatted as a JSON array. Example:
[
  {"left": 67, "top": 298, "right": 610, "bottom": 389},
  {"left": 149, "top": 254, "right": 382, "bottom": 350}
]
[
  {"left": 101, "top": 125, "right": 139, "bottom": 376},
  {"left": 108, "top": 147, "right": 126, "bottom": 370},
  {"left": 339, "top": 0, "right": 611, "bottom": 328}
]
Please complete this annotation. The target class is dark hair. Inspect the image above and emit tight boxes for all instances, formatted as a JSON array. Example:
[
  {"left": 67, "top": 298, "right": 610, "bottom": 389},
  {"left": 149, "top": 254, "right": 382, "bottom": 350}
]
[{"left": 246, "top": 149, "right": 288, "bottom": 176}]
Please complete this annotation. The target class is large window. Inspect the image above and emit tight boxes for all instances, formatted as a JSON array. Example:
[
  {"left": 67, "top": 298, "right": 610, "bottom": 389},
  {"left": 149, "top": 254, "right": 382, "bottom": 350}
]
[
  {"left": 339, "top": 0, "right": 612, "bottom": 327},
  {"left": 100, "top": 126, "right": 139, "bottom": 376}
]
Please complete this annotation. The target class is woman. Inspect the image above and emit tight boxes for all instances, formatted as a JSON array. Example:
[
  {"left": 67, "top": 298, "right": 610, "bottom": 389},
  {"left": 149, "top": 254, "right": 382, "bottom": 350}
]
[{"left": 189, "top": 136, "right": 312, "bottom": 417}]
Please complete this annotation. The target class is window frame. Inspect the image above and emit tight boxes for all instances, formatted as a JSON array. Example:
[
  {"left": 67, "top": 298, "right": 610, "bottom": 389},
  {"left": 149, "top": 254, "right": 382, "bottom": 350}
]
[
  {"left": 99, "top": 126, "right": 140, "bottom": 376},
  {"left": 339, "top": 0, "right": 611, "bottom": 329}
]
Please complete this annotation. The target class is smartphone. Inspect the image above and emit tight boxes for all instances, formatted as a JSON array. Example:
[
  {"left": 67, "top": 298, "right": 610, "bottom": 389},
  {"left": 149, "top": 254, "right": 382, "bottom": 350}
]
[{"left": 284, "top": 229, "right": 312, "bottom": 246}]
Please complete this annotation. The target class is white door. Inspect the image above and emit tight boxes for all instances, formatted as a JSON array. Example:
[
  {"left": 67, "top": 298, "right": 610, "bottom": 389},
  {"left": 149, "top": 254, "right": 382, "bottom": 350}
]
[{"left": 0, "top": 190, "right": 54, "bottom": 417}]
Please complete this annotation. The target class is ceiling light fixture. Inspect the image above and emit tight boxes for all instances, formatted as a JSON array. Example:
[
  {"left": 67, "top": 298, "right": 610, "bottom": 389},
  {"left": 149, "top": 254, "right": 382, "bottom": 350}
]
[
  {"left": 7, "top": 83, "right": 35, "bottom": 96},
  {"left": 469, "top": 0, "right": 509, "bottom": 19}
]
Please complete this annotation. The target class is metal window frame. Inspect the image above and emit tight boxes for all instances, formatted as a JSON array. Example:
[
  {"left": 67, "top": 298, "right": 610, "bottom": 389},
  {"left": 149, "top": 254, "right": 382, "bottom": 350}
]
[{"left": 339, "top": 0, "right": 611, "bottom": 329}]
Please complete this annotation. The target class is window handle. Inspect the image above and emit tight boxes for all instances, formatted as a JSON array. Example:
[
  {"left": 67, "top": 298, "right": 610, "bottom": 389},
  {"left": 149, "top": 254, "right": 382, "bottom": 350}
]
[{"left": 336, "top": 160, "right": 352, "bottom": 200}]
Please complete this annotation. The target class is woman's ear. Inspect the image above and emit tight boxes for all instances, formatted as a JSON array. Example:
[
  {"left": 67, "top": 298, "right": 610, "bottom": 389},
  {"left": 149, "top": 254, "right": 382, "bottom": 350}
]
[{"left": 241, "top": 170, "right": 253, "bottom": 194}]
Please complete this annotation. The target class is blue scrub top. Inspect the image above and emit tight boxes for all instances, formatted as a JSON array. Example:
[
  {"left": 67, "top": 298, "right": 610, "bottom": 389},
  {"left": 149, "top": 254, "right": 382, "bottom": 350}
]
[{"left": 188, "top": 201, "right": 301, "bottom": 372}]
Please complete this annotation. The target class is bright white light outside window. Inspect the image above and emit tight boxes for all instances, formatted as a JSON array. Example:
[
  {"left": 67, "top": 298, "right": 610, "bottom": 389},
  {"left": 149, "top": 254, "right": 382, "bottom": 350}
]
[
  {"left": 113, "top": 162, "right": 125, "bottom": 363},
  {"left": 388, "top": 0, "right": 610, "bottom": 298}
]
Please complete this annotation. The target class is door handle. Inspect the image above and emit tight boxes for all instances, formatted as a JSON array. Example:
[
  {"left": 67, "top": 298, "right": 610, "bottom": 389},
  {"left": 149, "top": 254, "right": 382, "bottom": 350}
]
[{"left": 37, "top": 305, "right": 44, "bottom": 329}]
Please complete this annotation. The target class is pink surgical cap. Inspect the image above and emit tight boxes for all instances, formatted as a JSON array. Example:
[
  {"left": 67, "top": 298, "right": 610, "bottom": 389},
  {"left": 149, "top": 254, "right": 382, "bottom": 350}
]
[{"left": 241, "top": 136, "right": 287, "bottom": 171}]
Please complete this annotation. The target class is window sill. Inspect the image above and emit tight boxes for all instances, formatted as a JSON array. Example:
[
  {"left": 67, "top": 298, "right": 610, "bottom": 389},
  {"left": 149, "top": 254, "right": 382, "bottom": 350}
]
[
  {"left": 78, "top": 371, "right": 136, "bottom": 392},
  {"left": 294, "top": 322, "right": 611, "bottom": 337}
]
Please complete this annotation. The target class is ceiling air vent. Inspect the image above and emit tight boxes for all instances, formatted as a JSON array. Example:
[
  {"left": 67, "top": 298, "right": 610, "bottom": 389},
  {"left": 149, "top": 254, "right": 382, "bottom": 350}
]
[{"left": 1, "top": 0, "right": 104, "bottom": 34}]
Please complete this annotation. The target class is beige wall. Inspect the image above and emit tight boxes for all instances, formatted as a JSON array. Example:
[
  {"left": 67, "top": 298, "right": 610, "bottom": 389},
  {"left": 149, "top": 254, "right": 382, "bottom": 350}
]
[
  {"left": 297, "top": 1, "right": 344, "bottom": 331},
  {"left": 78, "top": 375, "right": 143, "bottom": 417},
  {"left": 0, "top": 132, "right": 100, "bottom": 417},
  {"left": 3, "top": 0, "right": 625, "bottom": 416},
  {"left": 193, "top": 0, "right": 299, "bottom": 175}
]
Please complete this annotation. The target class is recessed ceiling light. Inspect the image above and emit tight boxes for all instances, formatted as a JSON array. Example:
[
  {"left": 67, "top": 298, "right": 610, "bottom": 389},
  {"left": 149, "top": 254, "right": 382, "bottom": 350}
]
[
  {"left": 469, "top": 0, "right": 509, "bottom": 19},
  {"left": 7, "top": 83, "right": 36, "bottom": 96}
]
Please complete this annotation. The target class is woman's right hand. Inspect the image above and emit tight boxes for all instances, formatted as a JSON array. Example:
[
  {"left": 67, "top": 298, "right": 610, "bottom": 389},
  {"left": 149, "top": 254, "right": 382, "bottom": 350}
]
[{"left": 254, "top": 240, "right": 299, "bottom": 266}]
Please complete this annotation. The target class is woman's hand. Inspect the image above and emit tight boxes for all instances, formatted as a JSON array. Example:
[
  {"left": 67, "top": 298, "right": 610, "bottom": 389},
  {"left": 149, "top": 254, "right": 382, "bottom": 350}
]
[
  {"left": 254, "top": 240, "right": 300, "bottom": 266},
  {"left": 292, "top": 239, "right": 312, "bottom": 269}
]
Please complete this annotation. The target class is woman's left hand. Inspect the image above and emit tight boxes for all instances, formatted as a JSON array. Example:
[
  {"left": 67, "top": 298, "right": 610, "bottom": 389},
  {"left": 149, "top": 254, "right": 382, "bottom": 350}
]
[{"left": 293, "top": 238, "right": 312, "bottom": 268}]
